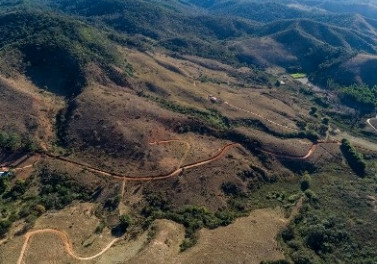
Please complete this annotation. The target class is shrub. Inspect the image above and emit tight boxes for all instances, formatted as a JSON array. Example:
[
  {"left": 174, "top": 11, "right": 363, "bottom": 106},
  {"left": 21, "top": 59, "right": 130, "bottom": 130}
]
[
  {"left": 0, "top": 219, "right": 12, "bottom": 237},
  {"left": 221, "top": 182, "right": 241, "bottom": 196},
  {"left": 309, "top": 107, "right": 318, "bottom": 116},
  {"left": 95, "top": 221, "right": 106, "bottom": 234},
  {"left": 0, "top": 177, "right": 8, "bottom": 195},
  {"left": 296, "top": 120, "right": 307, "bottom": 130},
  {"left": 180, "top": 237, "right": 197, "bottom": 251},
  {"left": 34, "top": 204, "right": 46, "bottom": 216},
  {"left": 301, "top": 173, "right": 311, "bottom": 191},
  {"left": 261, "top": 260, "right": 290, "bottom": 264},
  {"left": 291, "top": 251, "right": 316, "bottom": 264},
  {"left": 5, "top": 179, "right": 27, "bottom": 200},
  {"left": 0, "top": 131, "right": 38, "bottom": 152},
  {"left": 119, "top": 214, "right": 133, "bottom": 229},
  {"left": 282, "top": 227, "right": 295, "bottom": 242},
  {"left": 104, "top": 195, "right": 121, "bottom": 211},
  {"left": 288, "top": 194, "right": 300, "bottom": 203},
  {"left": 306, "top": 130, "right": 319, "bottom": 142},
  {"left": 322, "top": 117, "right": 330, "bottom": 125},
  {"left": 340, "top": 84, "right": 377, "bottom": 114},
  {"left": 304, "top": 190, "right": 317, "bottom": 200}
]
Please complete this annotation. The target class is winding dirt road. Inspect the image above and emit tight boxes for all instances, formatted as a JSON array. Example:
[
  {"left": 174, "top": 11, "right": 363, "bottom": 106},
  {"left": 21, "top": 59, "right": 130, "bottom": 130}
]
[
  {"left": 41, "top": 143, "right": 240, "bottom": 182},
  {"left": 225, "top": 100, "right": 377, "bottom": 158},
  {"left": 10, "top": 130, "right": 377, "bottom": 263},
  {"left": 17, "top": 229, "right": 119, "bottom": 264},
  {"left": 15, "top": 142, "right": 239, "bottom": 264}
]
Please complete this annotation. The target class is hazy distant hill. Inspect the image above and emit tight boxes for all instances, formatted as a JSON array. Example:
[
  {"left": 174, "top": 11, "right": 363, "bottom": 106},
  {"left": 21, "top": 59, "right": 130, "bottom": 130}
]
[{"left": 1, "top": 0, "right": 377, "bottom": 86}]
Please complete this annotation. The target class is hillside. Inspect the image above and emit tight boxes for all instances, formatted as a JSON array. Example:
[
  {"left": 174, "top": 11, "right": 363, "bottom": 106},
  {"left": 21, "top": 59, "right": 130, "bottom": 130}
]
[
  {"left": 1, "top": 1, "right": 377, "bottom": 264},
  {"left": 2, "top": 0, "right": 377, "bottom": 86}
]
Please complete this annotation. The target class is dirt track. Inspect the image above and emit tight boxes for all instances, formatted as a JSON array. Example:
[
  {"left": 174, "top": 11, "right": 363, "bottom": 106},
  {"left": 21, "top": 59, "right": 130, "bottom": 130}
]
[
  {"left": 17, "top": 229, "right": 119, "bottom": 264},
  {"left": 9, "top": 123, "right": 377, "bottom": 264},
  {"left": 262, "top": 141, "right": 340, "bottom": 160},
  {"left": 367, "top": 118, "right": 377, "bottom": 133},
  {"left": 224, "top": 101, "right": 297, "bottom": 131},
  {"left": 40, "top": 143, "right": 240, "bottom": 182},
  {"left": 15, "top": 142, "right": 239, "bottom": 264}
]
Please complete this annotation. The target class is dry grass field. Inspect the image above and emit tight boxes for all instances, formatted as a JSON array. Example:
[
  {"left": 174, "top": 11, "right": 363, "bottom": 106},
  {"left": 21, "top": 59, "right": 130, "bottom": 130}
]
[
  {"left": 0, "top": 205, "right": 292, "bottom": 264},
  {"left": 126, "top": 207, "right": 291, "bottom": 264}
]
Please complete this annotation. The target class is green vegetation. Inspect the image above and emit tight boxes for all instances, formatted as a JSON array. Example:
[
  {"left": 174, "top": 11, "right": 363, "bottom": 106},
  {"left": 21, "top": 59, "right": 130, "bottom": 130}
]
[
  {"left": 0, "top": 165, "right": 96, "bottom": 238},
  {"left": 38, "top": 166, "right": 93, "bottom": 210},
  {"left": 0, "top": 219, "right": 11, "bottom": 237},
  {"left": 280, "top": 165, "right": 377, "bottom": 263},
  {"left": 340, "top": 139, "right": 367, "bottom": 177},
  {"left": 300, "top": 173, "right": 311, "bottom": 191},
  {"left": 147, "top": 95, "right": 230, "bottom": 130},
  {"left": 309, "top": 107, "right": 318, "bottom": 117},
  {"left": 248, "top": 160, "right": 377, "bottom": 263},
  {"left": 142, "top": 192, "right": 239, "bottom": 251},
  {"left": 233, "top": 118, "right": 319, "bottom": 142},
  {"left": 340, "top": 84, "right": 377, "bottom": 114},
  {"left": 0, "top": 131, "right": 38, "bottom": 152},
  {"left": 291, "top": 73, "right": 307, "bottom": 79},
  {"left": 94, "top": 221, "right": 106, "bottom": 234},
  {"left": 111, "top": 213, "right": 134, "bottom": 236},
  {"left": 119, "top": 214, "right": 133, "bottom": 229},
  {"left": 0, "top": 10, "right": 127, "bottom": 97},
  {"left": 1, "top": 1, "right": 377, "bottom": 262}
]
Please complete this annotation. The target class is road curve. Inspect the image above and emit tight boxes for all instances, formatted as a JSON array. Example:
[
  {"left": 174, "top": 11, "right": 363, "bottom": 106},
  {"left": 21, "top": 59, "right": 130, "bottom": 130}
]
[
  {"left": 367, "top": 118, "right": 377, "bottom": 133},
  {"left": 17, "top": 229, "right": 119, "bottom": 264},
  {"left": 262, "top": 141, "right": 340, "bottom": 160},
  {"left": 15, "top": 143, "right": 240, "bottom": 263}
]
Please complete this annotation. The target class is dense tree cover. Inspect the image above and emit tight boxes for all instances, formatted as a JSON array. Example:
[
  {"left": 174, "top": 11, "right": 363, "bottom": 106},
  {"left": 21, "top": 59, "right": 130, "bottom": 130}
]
[
  {"left": 38, "top": 167, "right": 93, "bottom": 209},
  {"left": 0, "top": 219, "right": 11, "bottom": 237},
  {"left": 0, "top": 10, "right": 127, "bottom": 96},
  {"left": 0, "top": 131, "right": 37, "bottom": 151},
  {"left": 283, "top": 207, "right": 353, "bottom": 263},
  {"left": 340, "top": 139, "right": 366, "bottom": 177},
  {"left": 0, "top": 11, "right": 119, "bottom": 64},
  {"left": 340, "top": 84, "right": 377, "bottom": 114},
  {"left": 278, "top": 166, "right": 377, "bottom": 263},
  {"left": 1, "top": 0, "right": 377, "bottom": 87},
  {"left": 0, "top": 165, "right": 96, "bottom": 237}
]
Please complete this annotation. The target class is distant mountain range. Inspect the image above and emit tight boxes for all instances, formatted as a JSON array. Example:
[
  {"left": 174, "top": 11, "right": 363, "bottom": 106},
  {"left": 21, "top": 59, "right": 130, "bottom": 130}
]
[{"left": 1, "top": 0, "right": 377, "bottom": 86}]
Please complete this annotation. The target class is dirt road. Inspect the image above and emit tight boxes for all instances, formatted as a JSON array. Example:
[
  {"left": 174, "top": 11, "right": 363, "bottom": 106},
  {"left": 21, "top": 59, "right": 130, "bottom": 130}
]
[
  {"left": 40, "top": 143, "right": 240, "bottom": 181},
  {"left": 15, "top": 142, "right": 239, "bottom": 264},
  {"left": 17, "top": 229, "right": 119, "bottom": 264},
  {"left": 367, "top": 118, "right": 377, "bottom": 133},
  {"left": 261, "top": 141, "right": 340, "bottom": 160}
]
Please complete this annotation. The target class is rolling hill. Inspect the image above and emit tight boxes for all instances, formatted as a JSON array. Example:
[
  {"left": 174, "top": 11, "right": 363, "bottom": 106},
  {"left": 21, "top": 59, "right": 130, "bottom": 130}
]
[{"left": 1, "top": 1, "right": 377, "bottom": 264}]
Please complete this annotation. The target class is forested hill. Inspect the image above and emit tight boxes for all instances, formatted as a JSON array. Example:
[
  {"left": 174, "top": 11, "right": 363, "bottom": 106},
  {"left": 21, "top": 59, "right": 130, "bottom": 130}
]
[{"left": 1, "top": 0, "right": 377, "bottom": 86}]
